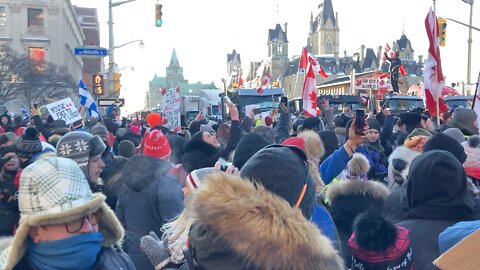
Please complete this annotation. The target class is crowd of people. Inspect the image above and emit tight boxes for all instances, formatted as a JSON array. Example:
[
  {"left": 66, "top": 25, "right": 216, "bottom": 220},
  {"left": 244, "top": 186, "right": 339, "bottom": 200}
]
[{"left": 0, "top": 99, "right": 479, "bottom": 269}]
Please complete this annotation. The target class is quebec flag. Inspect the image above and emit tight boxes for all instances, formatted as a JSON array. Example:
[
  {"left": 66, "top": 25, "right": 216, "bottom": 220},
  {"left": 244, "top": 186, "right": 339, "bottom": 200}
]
[{"left": 79, "top": 80, "right": 99, "bottom": 119}]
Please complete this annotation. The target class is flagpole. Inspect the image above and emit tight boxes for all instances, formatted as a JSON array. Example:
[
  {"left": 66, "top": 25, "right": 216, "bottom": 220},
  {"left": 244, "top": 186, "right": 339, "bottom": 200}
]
[{"left": 433, "top": 0, "right": 441, "bottom": 128}]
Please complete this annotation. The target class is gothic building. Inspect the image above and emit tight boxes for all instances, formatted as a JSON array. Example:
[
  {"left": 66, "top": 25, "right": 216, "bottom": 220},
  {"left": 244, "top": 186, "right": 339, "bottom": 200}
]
[
  {"left": 268, "top": 23, "right": 289, "bottom": 81},
  {"left": 166, "top": 48, "right": 187, "bottom": 88},
  {"left": 307, "top": 0, "right": 340, "bottom": 58}
]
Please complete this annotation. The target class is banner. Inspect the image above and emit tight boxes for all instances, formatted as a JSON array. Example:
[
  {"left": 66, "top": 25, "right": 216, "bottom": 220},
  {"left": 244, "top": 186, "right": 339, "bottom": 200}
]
[
  {"left": 161, "top": 87, "right": 181, "bottom": 132},
  {"left": 45, "top": 98, "right": 82, "bottom": 125}
]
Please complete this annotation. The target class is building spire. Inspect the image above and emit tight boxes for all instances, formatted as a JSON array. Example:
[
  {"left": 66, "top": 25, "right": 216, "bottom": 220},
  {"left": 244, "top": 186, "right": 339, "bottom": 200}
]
[{"left": 169, "top": 48, "right": 180, "bottom": 68}]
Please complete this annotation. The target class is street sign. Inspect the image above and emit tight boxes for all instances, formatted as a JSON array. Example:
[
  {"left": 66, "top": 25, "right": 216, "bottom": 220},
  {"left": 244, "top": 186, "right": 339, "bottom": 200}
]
[
  {"left": 74, "top": 47, "right": 108, "bottom": 57},
  {"left": 97, "top": 98, "right": 125, "bottom": 107}
]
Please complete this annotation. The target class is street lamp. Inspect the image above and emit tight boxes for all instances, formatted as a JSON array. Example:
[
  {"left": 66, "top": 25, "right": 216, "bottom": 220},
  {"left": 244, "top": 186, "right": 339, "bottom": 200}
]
[
  {"left": 114, "top": 39, "right": 144, "bottom": 50},
  {"left": 116, "top": 65, "right": 135, "bottom": 72},
  {"left": 462, "top": 0, "right": 474, "bottom": 85}
]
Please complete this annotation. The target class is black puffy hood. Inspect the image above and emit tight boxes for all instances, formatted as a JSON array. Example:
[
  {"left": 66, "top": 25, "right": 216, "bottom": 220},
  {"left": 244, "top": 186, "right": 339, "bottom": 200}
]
[
  {"left": 406, "top": 150, "right": 474, "bottom": 220},
  {"left": 121, "top": 155, "right": 172, "bottom": 191}
]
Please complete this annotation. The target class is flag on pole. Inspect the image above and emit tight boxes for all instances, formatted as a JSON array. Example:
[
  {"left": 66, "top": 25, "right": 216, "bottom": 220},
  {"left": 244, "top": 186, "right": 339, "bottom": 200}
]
[
  {"left": 299, "top": 47, "right": 328, "bottom": 78},
  {"left": 79, "top": 80, "right": 100, "bottom": 119},
  {"left": 377, "top": 72, "right": 389, "bottom": 98},
  {"left": 383, "top": 43, "right": 396, "bottom": 61},
  {"left": 423, "top": 7, "right": 448, "bottom": 116},
  {"left": 302, "top": 63, "right": 317, "bottom": 116},
  {"left": 472, "top": 72, "right": 480, "bottom": 125},
  {"left": 257, "top": 68, "right": 271, "bottom": 94},
  {"left": 21, "top": 106, "right": 30, "bottom": 117}
]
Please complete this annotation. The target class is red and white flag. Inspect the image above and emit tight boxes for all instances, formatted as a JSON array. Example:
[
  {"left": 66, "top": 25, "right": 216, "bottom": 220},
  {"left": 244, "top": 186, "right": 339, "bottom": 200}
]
[
  {"left": 423, "top": 7, "right": 448, "bottom": 116},
  {"left": 302, "top": 63, "right": 318, "bottom": 116},
  {"left": 299, "top": 47, "right": 328, "bottom": 78},
  {"left": 257, "top": 71, "right": 271, "bottom": 94},
  {"left": 383, "top": 43, "right": 396, "bottom": 61},
  {"left": 377, "top": 72, "right": 389, "bottom": 97}
]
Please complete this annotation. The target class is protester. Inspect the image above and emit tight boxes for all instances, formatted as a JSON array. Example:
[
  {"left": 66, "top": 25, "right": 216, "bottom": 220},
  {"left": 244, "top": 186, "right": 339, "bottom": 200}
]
[
  {"left": 444, "top": 107, "right": 479, "bottom": 136},
  {"left": 56, "top": 131, "right": 106, "bottom": 192},
  {"left": 398, "top": 150, "right": 475, "bottom": 270},
  {"left": 101, "top": 156, "right": 129, "bottom": 211},
  {"left": 0, "top": 146, "right": 19, "bottom": 236},
  {"left": 118, "top": 140, "right": 135, "bottom": 158},
  {"left": 0, "top": 157, "right": 135, "bottom": 270},
  {"left": 116, "top": 151, "right": 184, "bottom": 270},
  {"left": 14, "top": 127, "right": 43, "bottom": 169}
]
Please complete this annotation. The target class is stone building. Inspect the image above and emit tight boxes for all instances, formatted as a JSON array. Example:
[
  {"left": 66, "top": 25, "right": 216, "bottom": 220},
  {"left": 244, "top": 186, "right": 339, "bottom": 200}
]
[{"left": 307, "top": 0, "right": 340, "bottom": 58}]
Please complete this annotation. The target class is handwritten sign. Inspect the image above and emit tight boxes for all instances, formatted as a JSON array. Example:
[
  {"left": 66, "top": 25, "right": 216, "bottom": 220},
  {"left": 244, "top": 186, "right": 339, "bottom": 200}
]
[
  {"left": 45, "top": 98, "right": 82, "bottom": 125},
  {"left": 162, "top": 88, "right": 181, "bottom": 132}
]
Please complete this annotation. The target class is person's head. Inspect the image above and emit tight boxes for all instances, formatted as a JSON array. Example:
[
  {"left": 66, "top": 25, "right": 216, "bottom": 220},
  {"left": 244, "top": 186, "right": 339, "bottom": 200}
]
[
  {"left": 399, "top": 112, "right": 422, "bottom": 132},
  {"left": 366, "top": 119, "right": 381, "bottom": 143},
  {"left": 1, "top": 115, "right": 9, "bottom": 125},
  {"left": 1, "top": 145, "right": 18, "bottom": 172},
  {"left": 118, "top": 140, "right": 136, "bottom": 158},
  {"left": 14, "top": 127, "right": 43, "bottom": 168},
  {"left": 1, "top": 157, "right": 123, "bottom": 270},
  {"left": 90, "top": 124, "right": 108, "bottom": 144},
  {"left": 146, "top": 112, "right": 165, "bottom": 128},
  {"left": 240, "top": 145, "right": 316, "bottom": 219},
  {"left": 184, "top": 167, "right": 215, "bottom": 205},
  {"left": 232, "top": 133, "right": 270, "bottom": 170},
  {"left": 423, "top": 132, "right": 467, "bottom": 164},
  {"left": 453, "top": 107, "right": 478, "bottom": 132},
  {"left": 56, "top": 131, "right": 106, "bottom": 184},
  {"left": 143, "top": 130, "right": 171, "bottom": 160},
  {"left": 0, "top": 132, "right": 17, "bottom": 147}
]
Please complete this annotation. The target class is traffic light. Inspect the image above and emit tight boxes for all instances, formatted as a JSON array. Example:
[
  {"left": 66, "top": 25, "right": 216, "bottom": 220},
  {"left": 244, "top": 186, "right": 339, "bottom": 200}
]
[
  {"left": 438, "top": 17, "right": 447, "bottom": 46},
  {"left": 155, "top": 4, "right": 162, "bottom": 27},
  {"left": 114, "top": 72, "right": 121, "bottom": 92},
  {"left": 92, "top": 74, "right": 104, "bottom": 95},
  {"left": 273, "top": 81, "right": 280, "bottom": 88}
]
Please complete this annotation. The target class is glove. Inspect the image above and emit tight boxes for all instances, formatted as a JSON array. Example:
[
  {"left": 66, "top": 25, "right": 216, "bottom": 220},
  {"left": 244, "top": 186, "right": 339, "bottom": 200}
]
[{"left": 140, "top": 231, "right": 170, "bottom": 269}]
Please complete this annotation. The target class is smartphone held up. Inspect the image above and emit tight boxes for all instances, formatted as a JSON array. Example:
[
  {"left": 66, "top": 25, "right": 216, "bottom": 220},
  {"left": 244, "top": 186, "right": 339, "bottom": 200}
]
[{"left": 355, "top": 109, "right": 365, "bottom": 135}]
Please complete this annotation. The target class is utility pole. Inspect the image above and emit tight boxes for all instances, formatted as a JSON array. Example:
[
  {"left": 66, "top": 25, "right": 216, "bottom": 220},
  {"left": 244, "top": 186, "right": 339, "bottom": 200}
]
[{"left": 467, "top": 1, "right": 473, "bottom": 85}]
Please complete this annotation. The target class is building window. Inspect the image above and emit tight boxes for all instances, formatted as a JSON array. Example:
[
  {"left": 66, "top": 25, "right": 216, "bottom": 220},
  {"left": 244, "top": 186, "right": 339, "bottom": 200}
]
[
  {"left": 0, "top": 7, "right": 6, "bottom": 26},
  {"left": 28, "top": 8, "right": 44, "bottom": 28},
  {"left": 277, "top": 43, "right": 283, "bottom": 54},
  {"left": 29, "top": 47, "right": 45, "bottom": 72}
]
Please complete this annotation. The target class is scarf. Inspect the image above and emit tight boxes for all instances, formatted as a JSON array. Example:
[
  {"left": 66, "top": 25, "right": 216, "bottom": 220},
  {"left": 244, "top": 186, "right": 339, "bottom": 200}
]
[{"left": 27, "top": 232, "right": 104, "bottom": 270}]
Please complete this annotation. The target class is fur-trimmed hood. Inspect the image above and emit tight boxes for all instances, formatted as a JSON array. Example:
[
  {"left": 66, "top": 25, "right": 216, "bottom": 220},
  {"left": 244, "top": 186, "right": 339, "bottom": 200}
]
[
  {"left": 298, "top": 130, "right": 326, "bottom": 191},
  {"left": 387, "top": 146, "right": 421, "bottom": 190},
  {"left": 188, "top": 173, "right": 343, "bottom": 270},
  {"left": 120, "top": 155, "right": 172, "bottom": 191},
  {"left": 325, "top": 180, "right": 389, "bottom": 205}
]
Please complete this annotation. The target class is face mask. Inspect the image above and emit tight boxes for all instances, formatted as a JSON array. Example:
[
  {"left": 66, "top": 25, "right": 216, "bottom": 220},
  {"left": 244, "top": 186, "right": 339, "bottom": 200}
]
[{"left": 27, "top": 232, "right": 104, "bottom": 270}]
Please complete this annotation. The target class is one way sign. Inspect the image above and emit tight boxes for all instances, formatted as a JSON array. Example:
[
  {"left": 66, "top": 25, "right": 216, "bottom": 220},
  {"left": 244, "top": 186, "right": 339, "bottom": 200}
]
[{"left": 97, "top": 98, "right": 125, "bottom": 107}]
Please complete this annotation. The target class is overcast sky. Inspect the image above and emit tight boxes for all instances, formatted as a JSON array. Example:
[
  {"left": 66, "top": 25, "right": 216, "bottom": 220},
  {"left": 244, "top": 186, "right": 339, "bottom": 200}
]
[{"left": 72, "top": 0, "right": 480, "bottom": 113}]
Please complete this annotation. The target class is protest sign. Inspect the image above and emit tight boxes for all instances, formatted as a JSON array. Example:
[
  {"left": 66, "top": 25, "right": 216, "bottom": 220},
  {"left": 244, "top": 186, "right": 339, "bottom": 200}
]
[
  {"left": 161, "top": 87, "right": 181, "bottom": 132},
  {"left": 45, "top": 98, "right": 82, "bottom": 125}
]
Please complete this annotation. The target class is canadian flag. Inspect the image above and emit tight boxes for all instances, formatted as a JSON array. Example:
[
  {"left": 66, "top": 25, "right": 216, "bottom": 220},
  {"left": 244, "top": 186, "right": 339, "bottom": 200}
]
[
  {"left": 257, "top": 72, "right": 271, "bottom": 94},
  {"left": 377, "top": 73, "right": 389, "bottom": 98},
  {"left": 423, "top": 7, "right": 448, "bottom": 116},
  {"left": 302, "top": 62, "right": 318, "bottom": 116},
  {"left": 299, "top": 47, "right": 328, "bottom": 78},
  {"left": 473, "top": 72, "right": 480, "bottom": 126}
]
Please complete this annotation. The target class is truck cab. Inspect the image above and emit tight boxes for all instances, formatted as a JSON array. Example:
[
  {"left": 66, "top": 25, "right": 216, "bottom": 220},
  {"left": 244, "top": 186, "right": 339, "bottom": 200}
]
[
  {"left": 228, "top": 88, "right": 284, "bottom": 117},
  {"left": 443, "top": 95, "right": 473, "bottom": 110},
  {"left": 380, "top": 95, "right": 424, "bottom": 115},
  {"left": 317, "top": 94, "right": 362, "bottom": 115}
]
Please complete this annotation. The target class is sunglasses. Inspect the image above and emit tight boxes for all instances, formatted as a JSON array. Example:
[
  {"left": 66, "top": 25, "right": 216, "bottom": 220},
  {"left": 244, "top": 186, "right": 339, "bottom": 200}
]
[
  {"left": 66, "top": 210, "right": 101, "bottom": 233},
  {"left": 263, "top": 144, "right": 309, "bottom": 208}
]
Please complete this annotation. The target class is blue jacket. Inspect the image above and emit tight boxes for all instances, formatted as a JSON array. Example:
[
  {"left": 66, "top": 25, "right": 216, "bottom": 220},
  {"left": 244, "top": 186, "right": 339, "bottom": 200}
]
[{"left": 320, "top": 146, "right": 350, "bottom": 185}]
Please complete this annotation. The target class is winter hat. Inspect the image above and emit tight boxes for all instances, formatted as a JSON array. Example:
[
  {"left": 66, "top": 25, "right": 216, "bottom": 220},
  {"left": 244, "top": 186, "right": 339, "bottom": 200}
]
[
  {"left": 399, "top": 112, "right": 422, "bottom": 130},
  {"left": 406, "top": 150, "right": 474, "bottom": 220},
  {"left": 186, "top": 167, "right": 215, "bottom": 190},
  {"left": 240, "top": 145, "right": 316, "bottom": 219},
  {"left": 406, "top": 128, "right": 432, "bottom": 139},
  {"left": 342, "top": 153, "right": 370, "bottom": 181},
  {"left": 52, "top": 119, "right": 70, "bottom": 135},
  {"left": 443, "top": 128, "right": 466, "bottom": 144},
  {"left": 403, "top": 135, "right": 430, "bottom": 152},
  {"left": 91, "top": 124, "right": 108, "bottom": 140},
  {"left": 367, "top": 118, "right": 382, "bottom": 132},
  {"left": 282, "top": 137, "right": 305, "bottom": 150},
  {"left": 116, "top": 127, "right": 127, "bottom": 138},
  {"left": 462, "top": 135, "right": 480, "bottom": 168},
  {"left": 199, "top": 124, "right": 214, "bottom": 134},
  {"left": 85, "top": 117, "right": 98, "bottom": 130},
  {"left": 118, "top": 140, "right": 135, "bottom": 158},
  {"left": 232, "top": 133, "right": 270, "bottom": 170},
  {"left": 56, "top": 131, "right": 106, "bottom": 180},
  {"left": 387, "top": 146, "right": 421, "bottom": 190},
  {"left": 302, "top": 117, "right": 321, "bottom": 131},
  {"left": 14, "top": 127, "right": 43, "bottom": 159},
  {"left": 129, "top": 125, "right": 141, "bottom": 135},
  {"left": 318, "top": 130, "right": 338, "bottom": 161},
  {"left": 1, "top": 157, "right": 123, "bottom": 270},
  {"left": 453, "top": 107, "right": 477, "bottom": 126},
  {"left": 334, "top": 114, "right": 349, "bottom": 128},
  {"left": 348, "top": 211, "right": 413, "bottom": 270},
  {"left": 252, "top": 126, "right": 275, "bottom": 143},
  {"left": 423, "top": 133, "right": 467, "bottom": 164},
  {"left": 146, "top": 112, "right": 165, "bottom": 128},
  {"left": 143, "top": 130, "right": 171, "bottom": 160}
]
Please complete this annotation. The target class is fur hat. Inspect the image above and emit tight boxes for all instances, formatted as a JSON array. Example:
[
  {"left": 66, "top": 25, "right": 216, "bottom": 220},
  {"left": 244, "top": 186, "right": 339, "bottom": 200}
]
[
  {"left": 143, "top": 130, "right": 171, "bottom": 160},
  {"left": 56, "top": 131, "right": 106, "bottom": 180},
  {"left": 91, "top": 124, "right": 108, "bottom": 141},
  {"left": 348, "top": 211, "right": 413, "bottom": 270},
  {"left": 0, "top": 157, "right": 123, "bottom": 270},
  {"left": 186, "top": 167, "right": 215, "bottom": 190},
  {"left": 423, "top": 133, "right": 467, "bottom": 164},
  {"left": 118, "top": 140, "right": 135, "bottom": 158},
  {"left": 240, "top": 145, "right": 316, "bottom": 219},
  {"left": 342, "top": 153, "right": 371, "bottom": 181},
  {"left": 14, "top": 127, "right": 43, "bottom": 159},
  {"left": 462, "top": 135, "right": 480, "bottom": 168},
  {"left": 188, "top": 173, "right": 344, "bottom": 270},
  {"left": 232, "top": 133, "right": 270, "bottom": 170},
  {"left": 297, "top": 130, "right": 326, "bottom": 191},
  {"left": 146, "top": 113, "right": 165, "bottom": 128}
]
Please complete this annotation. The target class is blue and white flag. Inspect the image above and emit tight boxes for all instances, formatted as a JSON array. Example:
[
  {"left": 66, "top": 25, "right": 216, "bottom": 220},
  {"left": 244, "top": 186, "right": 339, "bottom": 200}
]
[
  {"left": 21, "top": 106, "right": 30, "bottom": 117},
  {"left": 79, "top": 80, "right": 99, "bottom": 119}
]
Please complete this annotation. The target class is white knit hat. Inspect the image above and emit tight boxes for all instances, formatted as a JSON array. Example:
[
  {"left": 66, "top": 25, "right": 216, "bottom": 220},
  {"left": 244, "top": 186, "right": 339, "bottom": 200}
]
[
  {"left": 0, "top": 157, "right": 123, "bottom": 270},
  {"left": 186, "top": 167, "right": 215, "bottom": 190}
]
